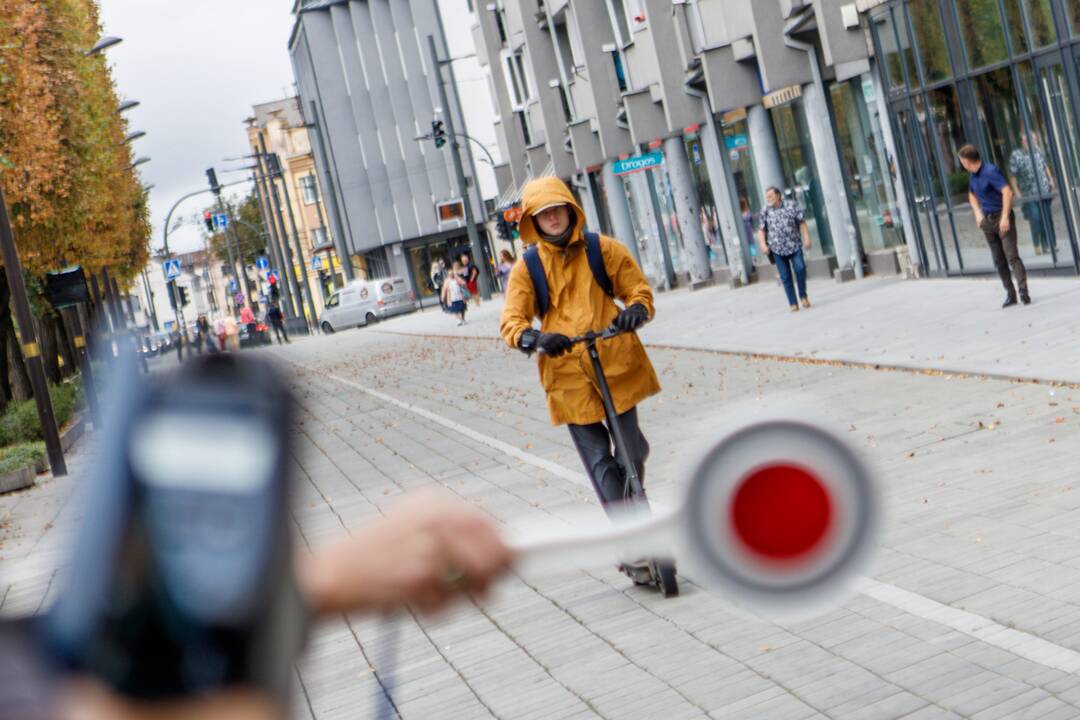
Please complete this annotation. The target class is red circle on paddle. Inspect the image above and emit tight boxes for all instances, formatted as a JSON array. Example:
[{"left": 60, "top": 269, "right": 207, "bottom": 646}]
[{"left": 730, "top": 464, "right": 832, "bottom": 562}]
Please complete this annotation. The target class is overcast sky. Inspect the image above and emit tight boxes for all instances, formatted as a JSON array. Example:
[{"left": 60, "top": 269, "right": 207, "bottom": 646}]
[{"left": 98, "top": 0, "right": 499, "bottom": 258}]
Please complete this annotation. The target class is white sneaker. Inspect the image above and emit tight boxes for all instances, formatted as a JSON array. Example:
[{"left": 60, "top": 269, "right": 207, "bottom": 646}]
[{"left": 457, "top": 320, "right": 464, "bottom": 326}]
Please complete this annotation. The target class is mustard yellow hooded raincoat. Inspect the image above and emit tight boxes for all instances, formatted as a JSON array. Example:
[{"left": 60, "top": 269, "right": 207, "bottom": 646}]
[{"left": 499, "top": 177, "right": 661, "bottom": 427}]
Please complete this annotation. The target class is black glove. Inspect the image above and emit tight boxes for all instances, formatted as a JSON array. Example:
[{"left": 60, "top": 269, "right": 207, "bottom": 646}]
[
  {"left": 614, "top": 303, "right": 649, "bottom": 333},
  {"left": 537, "top": 332, "right": 573, "bottom": 357},
  {"left": 518, "top": 328, "right": 540, "bottom": 355}
]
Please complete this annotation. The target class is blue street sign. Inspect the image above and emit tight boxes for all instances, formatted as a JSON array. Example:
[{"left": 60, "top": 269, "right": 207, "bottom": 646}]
[
  {"left": 725, "top": 134, "right": 748, "bottom": 150},
  {"left": 212, "top": 213, "right": 228, "bottom": 231},
  {"left": 162, "top": 258, "right": 181, "bottom": 280},
  {"left": 310, "top": 255, "right": 323, "bottom": 271},
  {"left": 612, "top": 151, "right": 664, "bottom": 176},
  {"left": 267, "top": 270, "right": 279, "bottom": 284},
  {"left": 256, "top": 256, "right": 270, "bottom": 271},
  {"left": 227, "top": 278, "right": 238, "bottom": 294}
]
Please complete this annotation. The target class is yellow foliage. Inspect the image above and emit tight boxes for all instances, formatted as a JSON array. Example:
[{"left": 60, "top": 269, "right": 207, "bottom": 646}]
[{"left": 0, "top": 0, "right": 149, "bottom": 283}]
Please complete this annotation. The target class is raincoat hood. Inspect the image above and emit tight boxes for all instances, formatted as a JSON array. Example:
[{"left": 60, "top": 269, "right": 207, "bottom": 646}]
[{"left": 519, "top": 177, "right": 586, "bottom": 247}]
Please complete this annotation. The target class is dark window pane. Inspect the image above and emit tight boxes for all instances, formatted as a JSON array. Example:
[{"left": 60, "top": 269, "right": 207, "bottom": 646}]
[
  {"left": 924, "top": 86, "right": 968, "bottom": 207},
  {"left": 908, "top": 0, "right": 952, "bottom": 83},
  {"left": 971, "top": 67, "right": 1026, "bottom": 171},
  {"left": 873, "top": 9, "right": 907, "bottom": 88},
  {"left": 1073, "top": 2, "right": 1080, "bottom": 36},
  {"left": 1002, "top": 0, "right": 1030, "bottom": 54},
  {"left": 954, "top": 0, "right": 1009, "bottom": 68},
  {"left": 1025, "top": 0, "right": 1057, "bottom": 47}
]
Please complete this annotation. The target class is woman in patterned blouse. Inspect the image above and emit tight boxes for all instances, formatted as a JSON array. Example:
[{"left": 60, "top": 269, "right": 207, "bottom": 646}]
[{"left": 757, "top": 187, "right": 813, "bottom": 312}]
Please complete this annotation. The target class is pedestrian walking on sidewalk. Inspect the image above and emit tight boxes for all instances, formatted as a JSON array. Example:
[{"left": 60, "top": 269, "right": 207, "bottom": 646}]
[
  {"left": 500, "top": 177, "right": 660, "bottom": 515},
  {"left": 268, "top": 302, "right": 290, "bottom": 344},
  {"left": 213, "top": 316, "right": 226, "bottom": 352},
  {"left": 240, "top": 304, "right": 257, "bottom": 340},
  {"left": 223, "top": 314, "right": 240, "bottom": 352},
  {"left": 430, "top": 259, "right": 447, "bottom": 310},
  {"left": 757, "top": 187, "right": 812, "bottom": 312},
  {"left": 1007, "top": 132, "right": 1056, "bottom": 256},
  {"left": 195, "top": 315, "right": 214, "bottom": 354},
  {"left": 959, "top": 144, "right": 1030, "bottom": 308},
  {"left": 460, "top": 252, "right": 481, "bottom": 306},
  {"left": 497, "top": 250, "right": 515, "bottom": 292},
  {"left": 442, "top": 262, "right": 468, "bottom": 326}
]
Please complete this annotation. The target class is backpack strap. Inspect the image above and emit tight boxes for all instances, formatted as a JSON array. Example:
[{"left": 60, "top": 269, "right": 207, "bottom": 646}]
[
  {"left": 524, "top": 233, "right": 613, "bottom": 318},
  {"left": 584, "top": 232, "right": 614, "bottom": 299},
  {"left": 523, "top": 245, "right": 549, "bottom": 318}
]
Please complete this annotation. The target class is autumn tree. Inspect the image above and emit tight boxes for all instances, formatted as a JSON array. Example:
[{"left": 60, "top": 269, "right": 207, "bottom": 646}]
[{"left": 0, "top": 0, "right": 149, "bottom": 401}]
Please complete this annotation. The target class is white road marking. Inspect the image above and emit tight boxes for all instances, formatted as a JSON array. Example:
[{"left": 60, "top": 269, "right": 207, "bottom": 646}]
[
  {"left": 317, "top": 370, "right": 1080, "bottom": 675},
  {"left": 322, "top": 372, "right": 594, "bottom": 490}
]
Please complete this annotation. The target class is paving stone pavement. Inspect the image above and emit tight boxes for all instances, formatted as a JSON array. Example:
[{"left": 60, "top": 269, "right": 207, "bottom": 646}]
[{"left": 4, "top": 276, "right": 1080, "bottom": 719}]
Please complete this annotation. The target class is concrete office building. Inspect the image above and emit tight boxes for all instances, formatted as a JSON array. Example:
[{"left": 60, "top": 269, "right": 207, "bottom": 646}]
[
  {"left": 474, "top": 0, "right": 925, "bottom": 289},
  {"left": 289, "top": 0, "right": 490, "bottom": 302}
]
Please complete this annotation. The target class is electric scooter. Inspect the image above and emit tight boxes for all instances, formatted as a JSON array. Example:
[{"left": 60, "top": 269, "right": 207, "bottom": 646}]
[{"left": 554, "top": 325, "right": 679, "bottom": 597}]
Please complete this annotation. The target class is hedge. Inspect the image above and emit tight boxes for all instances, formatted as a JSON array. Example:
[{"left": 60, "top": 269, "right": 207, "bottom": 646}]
[
  {"left": 0, "top": 379, "right": 83, "bottom": 447},
  {"left": 0, "top": 442, "right": 45, "bottom": 476}
]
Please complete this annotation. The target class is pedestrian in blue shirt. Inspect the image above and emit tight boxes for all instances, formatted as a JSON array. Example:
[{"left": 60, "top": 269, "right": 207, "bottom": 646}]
[{"left": 958, "top": 145, "right": 1029, "bottom": 308}]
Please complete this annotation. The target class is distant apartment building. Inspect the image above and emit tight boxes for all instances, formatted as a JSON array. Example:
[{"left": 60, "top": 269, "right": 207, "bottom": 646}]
[
  {"left": 289, "top": 0, "right": 495, "bottom": 304},
  {"left": 246, "top": 96, "right": 344, "bottom": 321}
]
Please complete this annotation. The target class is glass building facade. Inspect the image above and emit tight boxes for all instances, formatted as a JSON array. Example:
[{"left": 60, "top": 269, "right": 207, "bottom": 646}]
[{"left": 869, "top": 0, "right": 1080, "bottom": 274}]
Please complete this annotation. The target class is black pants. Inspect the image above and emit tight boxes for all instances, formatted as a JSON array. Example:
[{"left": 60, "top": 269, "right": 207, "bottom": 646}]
[
  {"left": 272, "top": 321, "right": 289, "bottom": 344},
  {"left": 567, "top": 406, "right": 650, "bottom": 513},
  {"left": 981, "top": 210, "right": 1028, "bottom": 297}
]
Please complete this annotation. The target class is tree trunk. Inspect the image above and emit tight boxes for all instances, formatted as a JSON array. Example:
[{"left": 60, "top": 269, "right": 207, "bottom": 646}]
[
  {"left": 55, "top": 311, "right": 76, "bottom": 379},
  {"left": 7, "top": 327, "right": 31, "bottom": 402},
  {"left": 36, "top": 312, "right": 61, "bottom": 384},
  {"left": 0, "top": 274, "right": 11, "bottom": 413}
]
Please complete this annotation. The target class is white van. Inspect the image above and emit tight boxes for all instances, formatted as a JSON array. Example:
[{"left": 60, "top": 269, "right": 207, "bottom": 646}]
[{"left": 318, "top": 277, "right": 415, "bottom": 333}]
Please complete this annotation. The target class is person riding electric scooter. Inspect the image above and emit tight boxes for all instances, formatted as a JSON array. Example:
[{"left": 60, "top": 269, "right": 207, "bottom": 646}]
[{"left": 500, "top": 177, "right": 669, "bottom": 589}]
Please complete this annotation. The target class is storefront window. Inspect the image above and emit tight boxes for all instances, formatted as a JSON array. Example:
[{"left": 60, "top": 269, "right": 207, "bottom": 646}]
[
  {"left": 683, "top": 132, "right": 728, "bottom": 269},
  {"left": 954, "top": 0, "right": 1009, "bottom": 68},
  {"left": 622, "top": 172, "right": 665, "bottom": 285},
  {"left": 770, "top": 99, "right": 833, "bottom": 257},
  {"left": 1024, "top": 0, "right": 1057, "bottom": 47},
  {"left": 908, "top": 0, "right": 952, "bottom": 83},
  {"left": 831, "top": 79, "right": 905, "bottom": 253},
  {"left": 647, "top": 159, "right": 689, "bottom": 276},
  {"left": 720, "top": 110, "right": 762, "bottom": 263}
]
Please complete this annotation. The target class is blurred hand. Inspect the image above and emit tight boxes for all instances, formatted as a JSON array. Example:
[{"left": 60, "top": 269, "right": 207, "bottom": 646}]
[
  {"left": 56, "top": 680, "right": 278, "bottom": 720},
  {"left": 999, "top": 215, "right": 1011, "bottom": 234},
  {"left": 300, "top": 492, "right": 513, "bottom": 616}
]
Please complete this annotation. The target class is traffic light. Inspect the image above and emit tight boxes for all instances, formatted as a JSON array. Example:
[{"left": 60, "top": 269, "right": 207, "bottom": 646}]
[
  {"left": 496, "top": 215, "right": 510, "bottom": 241},
  {"left": 432, "top": 120, "right": 446, "bottom": 149},
  {"left": 203, "top": 210, "right": 215, "bottom": 233},
  {"left": 178, "top": 286, "right": 190, "bottom": 307},
  {"left": 206, "top": 168, "right": 222, "bottom": 196},
  {"left": 166, "top": 279, "right": 177, "bottom": 310}
]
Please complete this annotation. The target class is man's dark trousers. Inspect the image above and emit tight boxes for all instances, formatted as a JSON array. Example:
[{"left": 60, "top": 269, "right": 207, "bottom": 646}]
[
  {"left": 567, "top": 406, "right": 649, "bottom": 513},
  {"left": 981, "top": 210, "right": 1027, "bottom": 298}
]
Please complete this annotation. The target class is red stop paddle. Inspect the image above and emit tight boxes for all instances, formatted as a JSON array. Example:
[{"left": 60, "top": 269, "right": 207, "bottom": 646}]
[{"left": 511, "top": 418, "right": 880, "bottom": 619}]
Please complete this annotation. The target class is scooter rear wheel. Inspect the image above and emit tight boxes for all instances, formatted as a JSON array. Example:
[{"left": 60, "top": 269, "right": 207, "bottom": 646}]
[{"left": 654, "top": 561, "right": 679, "bottom": 598}]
